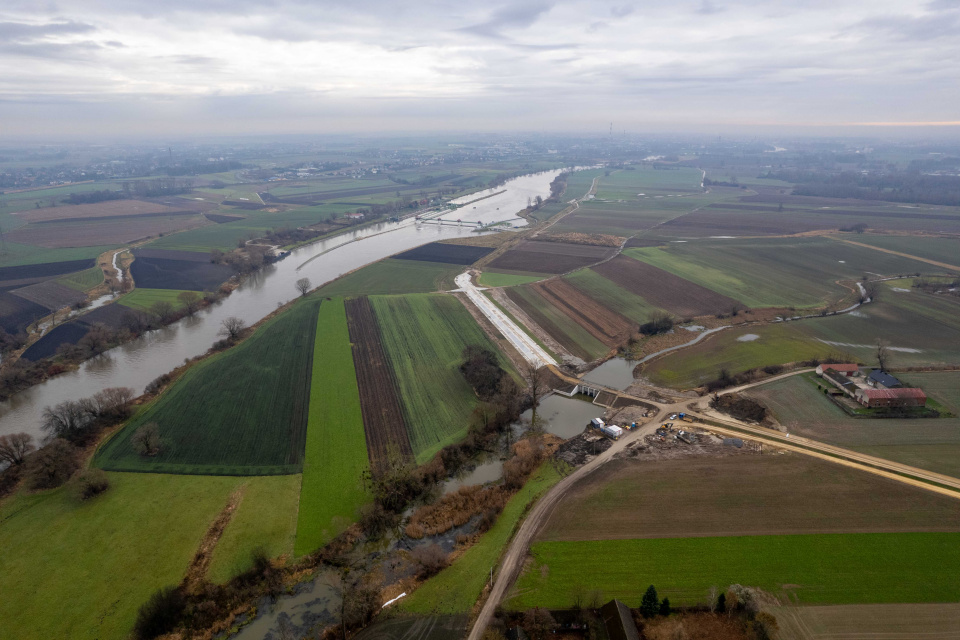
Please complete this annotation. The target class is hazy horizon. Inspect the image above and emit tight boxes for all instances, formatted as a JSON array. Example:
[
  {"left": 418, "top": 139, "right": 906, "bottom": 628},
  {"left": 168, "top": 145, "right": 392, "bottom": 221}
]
[{"left": 2, "top": 0, "right": 959, "bottom": 138}]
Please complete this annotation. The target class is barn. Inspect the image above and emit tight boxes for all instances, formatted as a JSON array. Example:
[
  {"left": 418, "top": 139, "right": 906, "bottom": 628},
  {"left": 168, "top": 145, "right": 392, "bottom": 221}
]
[{"left": 855, "top": 388, "right": 927, "bottom": 408}]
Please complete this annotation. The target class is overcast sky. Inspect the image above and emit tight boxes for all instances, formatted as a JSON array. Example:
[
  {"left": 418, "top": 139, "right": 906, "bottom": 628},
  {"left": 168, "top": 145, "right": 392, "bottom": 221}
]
[{"left": 1, "top": 0, "right": 958, "bottom": 138}]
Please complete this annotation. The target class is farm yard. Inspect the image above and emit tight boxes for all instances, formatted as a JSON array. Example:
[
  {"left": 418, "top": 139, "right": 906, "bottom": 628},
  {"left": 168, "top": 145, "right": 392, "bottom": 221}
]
[
  {"left": 370, "top": 293, "right": 516, "bottom": 462},
  {"left": 344, "top": 297, "right": 414, "bottom": 469},
  {"left": 746, "top": 373, "right": 960, "bottom": 476},
  {"left": 96, "top": 297, "right": 321, "bottom": 475},
  {"left": 295, "top": 299, "right": 370, "bottom": 556},
  {"left": 486, "top": 240, "right": 615, "bottom": 275},
  {"left": 508, "top": 532, "right": 960, "bottom": 609}
]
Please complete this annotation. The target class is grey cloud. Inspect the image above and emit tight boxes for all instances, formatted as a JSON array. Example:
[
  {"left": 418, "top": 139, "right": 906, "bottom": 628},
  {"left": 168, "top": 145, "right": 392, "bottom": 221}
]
[
  {"left": 588, "top": 21, "right": 608, "bottom": 32},
  {"left": 0, "top": 20, "right": 96, "bottom": 41},
  {"left": 610, "top": 4, "right": 634, "bottom": 18},
  {"left": 696, "top": 1, "right": 725, "bottom": 15},
  {"left": 0, "top": 40, "right": 102, "bottom": 59},
  {"left": 854, "top": 11, "right": 960, "bottom": 40},
  {"left": 460, "top": 2, "right": 554, "bottom": 39}
]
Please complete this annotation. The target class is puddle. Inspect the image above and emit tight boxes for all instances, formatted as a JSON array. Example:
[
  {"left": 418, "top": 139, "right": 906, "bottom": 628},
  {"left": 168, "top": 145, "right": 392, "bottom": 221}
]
[
  {"left": 583, "top": 358, "right": 636, "bottom": 390},
  {"left": 442, "top": 458, "right": 503, "bottom": 494},
  {"left": 519, "top": 394, "right": 601, "bottom": 439},
  {"left": 231, "top": 571, "right": 339, "bottom": 640},
  {"left": 737, "top": 334, "right": 760, "bottom": 342},
  {"left": 892, "top": 287, "right": 910, "bottom": 292},
  {"left": 682, "top": 324, "right": 705, "bottom": 332}
]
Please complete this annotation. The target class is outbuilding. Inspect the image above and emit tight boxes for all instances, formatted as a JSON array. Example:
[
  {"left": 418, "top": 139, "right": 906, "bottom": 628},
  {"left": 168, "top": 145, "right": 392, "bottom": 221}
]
[
  {"left": 855, "top": 387, "right": 927, "bottom": 408},
  {"left": 816, "top": 363, "right": 860, "bottom": 377},
  {"left": 868, "top": 369, "right": 902, "bottom": 389}
]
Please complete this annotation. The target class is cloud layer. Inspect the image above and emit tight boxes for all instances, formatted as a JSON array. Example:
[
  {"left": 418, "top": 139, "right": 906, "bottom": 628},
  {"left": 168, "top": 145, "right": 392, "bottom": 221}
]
[{"left": 1, "top": 0, "right": 957, "bottom": 137}]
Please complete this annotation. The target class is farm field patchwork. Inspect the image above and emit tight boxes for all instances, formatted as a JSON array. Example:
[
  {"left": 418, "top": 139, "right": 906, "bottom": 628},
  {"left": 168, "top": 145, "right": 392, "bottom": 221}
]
[
  {"left": 772, "top": 602, "right": 960, "bottom": 640},
  {"left": 0, "top": 243, "right": 112, "bottom": 268},
  {"left": 486, "top": 240, "right": 614, "bottom": 275},
  {"left": 343, "top": 296, "right": 413, "bottom": 470},
  {"left": 129, "top": 248, "right": 236, "bottom": 291},
  {"left": 295, "top": 299, "right": 370, "bottom": 556},
  {"left": 644, "top": 324, "right": 847, "bottom": 389},
  {"left": 527, "top": 278, "right": 635, "bottom": 349},
  {"left": 508, "top": 532, "right": 960, "bottom": 609},
  {"left": 371, "top": 293, "right": 515, "bottom": 462},
  {"left": 0, "top": 472, "right": 284, "bottom": 640},
  {"left": 316, "top": 258, "right": 462, "bottom": 297},
  {"left": 6, "top": 214, "right": 210, "bottom": 248},
  {"left": 505, "top": 284, "right": 609, "bottom": 361},
  {"left": 0, "top": 290, "right": 50, "bottom": 333},
  {"left": 842, "top": 234, "right": 960, "bottom": 267},
  {"left": 564, "top": 267, "right": 664, "bottom": 323},
  {"left": 56, "top": 265, "right": 104, "bottom": 291},
  {"left": 401, "top": 463, "right": 561, "bottom": 614},
  {"left": 393, "top": 241, "right": 494, "bottom": 265},
  {"left": 625, "top": 237, "right": 933, "bottom": 309},
  {"left": 592, "top": 254, "right": 739, "bottom": 318},
  {"left": 538, "top": 456, "right": 960, "bottom": 542},
  {"left": 13, "top": 199, "right": 192, "bottom": 223},
  {"left": 10, "top": 280, "right": 87, "bottom": 310},
  {"left": 477, "top": 271, "right": 549, "bottom": 287},
  {"left": 116, "top": 287, "right": 194, "bottom": 312},
  {"left": 96, "top": 297, "right": 321, "bottom": 475}
]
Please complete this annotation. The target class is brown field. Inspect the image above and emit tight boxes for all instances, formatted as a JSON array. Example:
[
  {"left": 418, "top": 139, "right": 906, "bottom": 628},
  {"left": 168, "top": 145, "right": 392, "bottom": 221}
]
[
  {"left": 536, "top": 232, "right": 625, "bottom": 247},
  {"left": 593, "top": 255, "right": 739, "bottom": 317},
  {"left": 537, "top": 455, "right": 960, "bottom": 542},
  {"left": 6, "top": 215, "right": 210, "bottom": 248},
  {"left": 13, "top": 199, "right": 185, "bottom": 223},
  {"left": 344, "top": 297, "right": 413, "bottom": 470},
  {"left": 772, "top": 603, "right": 960, "bottom": 640},
  {"left": 530, "top": 279, "right": 635, "bottom": 347},
  {"left": 487, "top": 240, "right": 615, "bottom": 274},
  {"left": 660, "top": 209, "right": 829, "bottom": 236},
  {"left": 10, "top": 281, "right": 86, "bottom": 310}
]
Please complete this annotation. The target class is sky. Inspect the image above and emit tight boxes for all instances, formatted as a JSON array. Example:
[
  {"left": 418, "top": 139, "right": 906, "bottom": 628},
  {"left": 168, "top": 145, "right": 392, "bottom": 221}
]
[{"left": 1, "top": 0, "right": 958, "bottom": 138}]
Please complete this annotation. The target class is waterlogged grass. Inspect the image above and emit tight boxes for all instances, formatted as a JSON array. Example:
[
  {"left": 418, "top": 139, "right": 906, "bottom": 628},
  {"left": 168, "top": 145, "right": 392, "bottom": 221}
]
[
  {"left": 402, "top": 463, "right": 562, "bottom": 614},
  {"left": 295, "top": 299, "right": 370, "bottom": 556},
  {"left": 508, "top": 533, "right": 960, "bottom": 609},
  {"left": 371, "top": 294, "right": 516, "bottom": 463},
  {"left": 117, "top": 287, "right": 193, "bottom": 312},
  {"left": 57, "top": 265, "right": 104, "bottom": 291},
  {"left": 317, "top": 259, "right": 461, "bottom": 297},
  {"left": 0, "top": 472, "right": 256, "bottom": 639},
  {"left": 96, "top": 298, "right": 321, "bottom": 475}
]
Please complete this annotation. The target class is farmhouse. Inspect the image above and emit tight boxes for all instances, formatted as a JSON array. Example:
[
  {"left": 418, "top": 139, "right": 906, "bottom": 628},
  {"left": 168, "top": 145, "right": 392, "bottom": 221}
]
[
  {"left": 855, "top": 388, "right": 927, "bottom": 408},
  {"left": 868, "top": 369, "right": 902, "bottom": 388},
  {"left": 600, "top": 600, "right": 641, "bottom": 640},
  {"left": 816, "top": 363, "right": 860, "bottom": 377},
  {"left": 345, "top": 212, "right": 365, "bottom": 220}
]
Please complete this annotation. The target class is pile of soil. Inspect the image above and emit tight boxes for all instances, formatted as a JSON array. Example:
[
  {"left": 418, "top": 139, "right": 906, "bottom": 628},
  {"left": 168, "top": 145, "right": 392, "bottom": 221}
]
[
  {"left": 554, "top": 433, "right": 613, "bottom": 466},
  {"left": 616, "top": 428, "right": 760, "bottom": 461}
]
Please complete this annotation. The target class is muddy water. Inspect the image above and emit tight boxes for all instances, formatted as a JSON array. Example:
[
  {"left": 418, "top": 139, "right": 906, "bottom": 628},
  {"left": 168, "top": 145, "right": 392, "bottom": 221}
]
[
  {"left": 231, "top": 571, "right": 340, "bottom": 640},
  {"left": 0, "top": 171, "right": 563, "bottom": 440},
  {"left": 442, "top": 457, "right": 504, "bottom": 495},
  {"left": 519, "top": 394, "right": 602, "bottom": 439},
  {"left": 582, "top": 358, "right": 637, "bottom": 390}
]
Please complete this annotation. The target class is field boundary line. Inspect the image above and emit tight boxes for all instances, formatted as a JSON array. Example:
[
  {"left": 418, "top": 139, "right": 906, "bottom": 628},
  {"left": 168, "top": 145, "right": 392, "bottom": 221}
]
[{"left": 829, "top": 236, "right": 960, "bottom": 272}]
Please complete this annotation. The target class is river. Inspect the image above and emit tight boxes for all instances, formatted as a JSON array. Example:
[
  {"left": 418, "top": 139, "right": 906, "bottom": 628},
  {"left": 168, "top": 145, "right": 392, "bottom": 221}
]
[{"left": 0, "top": 171, "right": 563, "bottom": 440}]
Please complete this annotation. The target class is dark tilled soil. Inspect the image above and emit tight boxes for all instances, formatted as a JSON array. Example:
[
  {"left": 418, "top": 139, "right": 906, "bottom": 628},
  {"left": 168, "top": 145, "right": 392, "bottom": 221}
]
[{"left": 393, "top": 242, "right": 494, "bottom": 265}]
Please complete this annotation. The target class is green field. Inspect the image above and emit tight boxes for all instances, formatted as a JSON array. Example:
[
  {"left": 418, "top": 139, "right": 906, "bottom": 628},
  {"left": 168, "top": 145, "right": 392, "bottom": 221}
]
[
  {"left": 849, "top": 234, "right": 960, "bottom": 268},
  {"left": 317, "top": 259, "right": 461, "bottom": 297},
  {"left": 294, "top": 299, "right": 371, "bottom": 556},
  {"left": 627, "top": 237, "right": 934, "bottom": 309},
  {"left": 507, "top": 285, "right": 608, "bottom": 361},
  {"left": 401, "top": 463, "right": 561, "bottom": 614},
  {"left": 747, "top": 374, "right": 960, "bottom": 476},
  {"left": 208, "top": 475, "right": 302, "bottom": 583},
  {"left": 564, "top": 267, "right": 663, "bottom": 323},
  {"left": 57, "top": 265, "right": 105, "bottom": 291},
  {"left": 645, "top": 324, "right": 845, "bottom": 388},
  {"left": 477, "top": 271, "right": 549, "bottom": 287},
  {"left": 0, "top": 472, "right": 291, "bottom": 640},
  {"left": 508, "top": 533, "right": 960, "bottom": 609},
  {"left": 371, "top": 294, "right": 516, "bottom": 462},
  {"left": 117, "top": 287, "right": 194, "bottom": 312},
  {"left": 96, "top": 298, "right": 321, "bottom": 475},
  {"left": 0, "top": 243, "right": 114, "bottom": 268}
]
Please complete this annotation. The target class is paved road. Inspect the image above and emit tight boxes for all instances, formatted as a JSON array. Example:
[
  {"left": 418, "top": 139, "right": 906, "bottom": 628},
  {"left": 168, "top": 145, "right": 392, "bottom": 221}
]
[{"left": 454, "top": 272, "right": 556, "bottom": 368}]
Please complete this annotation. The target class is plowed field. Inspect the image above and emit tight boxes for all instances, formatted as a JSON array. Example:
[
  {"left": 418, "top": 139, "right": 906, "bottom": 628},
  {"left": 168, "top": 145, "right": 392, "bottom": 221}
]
[
  {"left": 13, "top": 199, "right": 185, "bottom": 223},
  {"left": 344, "top": 297, "right": 413, "bottom": 470},
  {"left": 487, "top": 240, "right": 614, "bottom": 274},
  {"left": 593, "top": 255, "right": 739, "bottom": 317},
  {"left": 529, "top": 279, "right": 635, "bottom": 347}
]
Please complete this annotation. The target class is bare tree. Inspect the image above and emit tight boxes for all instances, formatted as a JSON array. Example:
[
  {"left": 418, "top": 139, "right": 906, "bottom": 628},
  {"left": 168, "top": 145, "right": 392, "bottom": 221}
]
[
  {"left": 861, "top": 280, "right": 880, "bottom": 303},
  {"left": 177, "top": 291, "right": 201, "bottom": 316},
  {"left": 524, "top": 362, "right": 548, "bottom": 428},
  {"left": 219, "top": 316, "right": 246, "bottom": 341},
  {"left": 27, "top": 439, "right": 79, "bottom": 489},
  {"left": 41, "top": 400, "right": 94, "bottom": 441},
  {"left": 131, "top": 422, "right": 162, "bottom": 456},
  {"left": 876, "top": 338, "right": 890, "bottom": 372},
  {"left": 0, "top": 432, "right": 34, "bottom": 466},
  {"left": 295, "top": 277, "right": 312, "bottom": 297},
  {"left": 523, "top": 607, "right": 556, "bottom": 640},
  {"left": 150, "top": 300, "right": 175, "bottom": 323}
]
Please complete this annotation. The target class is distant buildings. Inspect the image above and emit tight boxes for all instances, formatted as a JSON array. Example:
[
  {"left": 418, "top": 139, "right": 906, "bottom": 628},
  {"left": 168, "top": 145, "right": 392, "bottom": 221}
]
[{"left": 816, "top": 364, "right": 926, "bottom": 410}]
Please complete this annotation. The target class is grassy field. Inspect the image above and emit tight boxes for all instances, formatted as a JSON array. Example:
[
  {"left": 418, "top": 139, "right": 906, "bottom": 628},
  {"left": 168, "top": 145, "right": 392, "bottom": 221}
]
[
  {"left": 371, "top": 294, "right": 516, "bottom": 462},
  {"left": 117, "top": 287, "right": 193, "bottom": 312},
  {"left": 316, "top": 259, "right": 461, "bottom": 297},
  {"left": 478, "top": 271, "right": 548, "bottom": 287},
  {"left": 208, "top": 475, "right": 302, "bottom": 583},
  {"left": 564, "top": 267, "right": 663, "bottom": 323},
  {"left": 401, "top": 463, "right": 561, "bottom": 614},
  {"left": 627, "top": 237, "right": 933, "bottom": 309},
  {"left": 0, "top": 472, "right": 289, "bottom": 640},
  {"left": 538, "top": 456, "right": 960, "bottom": 542},
  {"left": 506, "top": 285, "right": 609, "bottom": 361},
  {"left": 847, "top": 234, "right": 960, "bottom": 268},
  {"left": 0, "top": 242, "right": 114, "bottom": 268},
  {"left": 508, "top": 532, "right": 960, "bottom": 609},
  {"left": 644, "top": 324, "right": 845, "bottom": 389},
  {"left": 57, "top": 265, "right": 104, "bottom": 291},
  {"left": 747, "top": 374, "right": 960, "bottom": 476},
  {"left": 294, "top": 299, "right": 370, "bottom": 556},
  {"left": 96, "top": 298, "right": 321, "bottom": 475}
]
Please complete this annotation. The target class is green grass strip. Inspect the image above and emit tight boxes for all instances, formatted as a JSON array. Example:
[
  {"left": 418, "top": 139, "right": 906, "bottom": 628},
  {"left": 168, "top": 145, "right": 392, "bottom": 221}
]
[
  {"left": 401, "top": 463, "right": 562, "bottom": 614},
  {"left": 294, "top": 298, "right": 371, "bottom": 556},
  {"left": 508, "top": 532, "right": 960, "bottom": 609}
]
